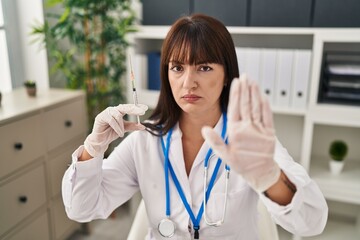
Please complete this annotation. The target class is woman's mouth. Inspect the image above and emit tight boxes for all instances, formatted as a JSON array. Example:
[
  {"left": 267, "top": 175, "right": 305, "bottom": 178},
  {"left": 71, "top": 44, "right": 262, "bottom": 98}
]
[{"left": 182, "top": 94, "right": 201, "bottom": 103}]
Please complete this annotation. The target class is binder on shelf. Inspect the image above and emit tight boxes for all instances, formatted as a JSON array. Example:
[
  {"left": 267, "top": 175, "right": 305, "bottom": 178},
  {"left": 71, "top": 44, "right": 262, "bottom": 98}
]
[
  {"left": 260, "top": 49, "right": 277, "bottom": 105},
  {"left": 147, "top": 52, "right": 161, "bottom": 91},
  {"left": 275, "top": 49, "right": 294, "bottom": 107},
  {"left": 245, "top": 48, "right": 261, "bottom": 84},
  {"left": 291, "top": 50, "right": 312, "bottom": 109},
  {"left": 318, "top": 51, "right": 360, "bottom": 106},
  {"left": 235, "top": 47, "right": 247, "bottom": 75}
]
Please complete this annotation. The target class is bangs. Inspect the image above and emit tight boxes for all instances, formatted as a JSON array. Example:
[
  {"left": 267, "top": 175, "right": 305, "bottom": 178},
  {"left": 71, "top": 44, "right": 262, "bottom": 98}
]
[{"left": 165, "top": 25, "right": 223, "bottom": 65}]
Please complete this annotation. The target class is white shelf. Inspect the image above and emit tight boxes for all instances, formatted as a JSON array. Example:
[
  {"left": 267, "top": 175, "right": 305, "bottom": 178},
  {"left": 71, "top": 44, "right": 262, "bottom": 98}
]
[
  {"left": 309, "top": 104, "right": 360, "bottom": 128},
  {"left": 272, "top": 106, "right": 307, "bottom": 116},
  {"left": 310, "top": 158, "right": 360, "bottom": 205},
  {"left": 131, "top": 26, "right": 170, "bottom": 39},
  {"left": 132, "top": 26, "right": 360, "bottom": 39}
]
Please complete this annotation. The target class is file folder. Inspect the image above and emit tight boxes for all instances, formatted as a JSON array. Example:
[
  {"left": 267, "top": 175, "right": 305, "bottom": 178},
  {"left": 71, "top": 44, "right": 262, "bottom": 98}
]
[
  {"left": 318, "top": 51, "right": 360, "bottom": 106},
  {"left": 260, "top": 49, "right": 277, "bottom": 105},
  {"left": 147, "top": 52, "right": 161, "bottom": 90},
  {"left": 275, "top": 50, "right": 294, "bottom": 107},
  {"left": 235, "top": 47, "right": 247, "bottom": 75},
  {"left": 291, "top": 50, "right": 311, "bottom": 109},
  {"left": 245, "top": 48, "right": 261, "bottom": 84}
]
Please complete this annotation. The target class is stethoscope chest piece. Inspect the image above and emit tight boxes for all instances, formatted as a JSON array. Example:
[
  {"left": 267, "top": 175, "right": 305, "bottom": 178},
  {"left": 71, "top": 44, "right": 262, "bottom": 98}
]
[{"left": 158, "top": 218, "right": 176, "bottom": 238}]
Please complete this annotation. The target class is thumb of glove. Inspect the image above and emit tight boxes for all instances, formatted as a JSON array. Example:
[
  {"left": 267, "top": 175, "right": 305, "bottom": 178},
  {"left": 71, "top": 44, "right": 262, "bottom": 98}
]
[{"left": 201, "top": 126, "right": 229, "bottom": 162}]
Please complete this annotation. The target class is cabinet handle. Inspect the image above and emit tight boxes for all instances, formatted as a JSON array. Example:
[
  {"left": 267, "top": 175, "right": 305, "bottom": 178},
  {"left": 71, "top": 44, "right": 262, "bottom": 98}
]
[
  {"left": 297, "top": 91, "right": 303, "bottom": 97},
  {"left": 281, "top": 90, "right": 287, "bottom": 96},
  {"left": 14, "top": 142, "right": 23, "bottom": 150},
  {"left": 65, "top": 120, "right": 72, "bottom": 127},
  {"left": 18, "top": 196, "right": 28, "bottom": 203},
  {"left": 265, "top": 89, "right": 271, "bottom": 95}
]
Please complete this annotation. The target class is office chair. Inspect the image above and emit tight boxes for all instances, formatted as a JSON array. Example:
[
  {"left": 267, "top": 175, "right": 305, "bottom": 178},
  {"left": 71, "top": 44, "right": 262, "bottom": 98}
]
[{"left": 127, "top": 199, "right": 279, "bottom": 240}]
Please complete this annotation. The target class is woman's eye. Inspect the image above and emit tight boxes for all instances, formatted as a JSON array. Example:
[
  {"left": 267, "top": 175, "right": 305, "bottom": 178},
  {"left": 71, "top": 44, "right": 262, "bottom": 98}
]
[
  {"left": 170, "top": 65, "right": 183, "bottom": 72},
  {"left": 199, "top": 65, "right": 212, "bottom": 72}
]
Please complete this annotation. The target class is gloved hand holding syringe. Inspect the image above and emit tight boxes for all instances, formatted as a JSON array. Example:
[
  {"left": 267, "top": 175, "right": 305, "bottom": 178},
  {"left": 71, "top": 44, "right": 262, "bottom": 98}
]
[{"left": 82, "top": 56, "right": 148, "bottom": 158}]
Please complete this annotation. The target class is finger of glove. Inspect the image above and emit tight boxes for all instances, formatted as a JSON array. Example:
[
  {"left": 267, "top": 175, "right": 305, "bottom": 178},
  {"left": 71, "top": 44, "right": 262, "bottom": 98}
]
[
  {"left": 93, "top": 107, "right": 120, "bottom": 131},
  {"left": 116, "top": 104, "right": 148, "bottom": 116},
  {"left": 107, "top": 108, "right": 125, "bottom": 137},
  {"left": 201, "top": 126, "right": 229, "bottom": 161},
  {"left": 250, "top": 81, "right": 262, "bottom": 124},
  {"left": 124, "top": 121, "right": 146, "bottom": 132},
  {"left": 228, "top": 78, "right": 241, "bottom": 122},
  {"left": 261, "top": 95, "right": 274, "bottom": 130},
  {"left": 239, "top": 74, "right": 251, "bottom": 122}
]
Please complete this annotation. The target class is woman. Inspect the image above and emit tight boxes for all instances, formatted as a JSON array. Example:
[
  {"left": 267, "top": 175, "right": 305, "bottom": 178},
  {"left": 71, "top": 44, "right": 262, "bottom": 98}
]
[{"left": 62, "top": 14, "right": 327, "bottom": 239}]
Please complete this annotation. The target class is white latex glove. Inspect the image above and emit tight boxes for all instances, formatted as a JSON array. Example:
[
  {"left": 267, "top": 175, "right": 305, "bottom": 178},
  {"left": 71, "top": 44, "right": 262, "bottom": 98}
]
[
  {"left": 84, "top": 104, "right": 148, "bottom": 157},
  {"left": 201, "top": 75, "right": 281, "bottom": 192}
]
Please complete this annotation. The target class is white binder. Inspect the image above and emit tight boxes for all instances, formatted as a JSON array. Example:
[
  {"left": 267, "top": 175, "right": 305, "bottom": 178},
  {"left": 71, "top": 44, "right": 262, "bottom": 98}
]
[
  {"left": 235, "top": 47, "right": 247, "bottom": 75},
  {"left": 245, "top": 48, "right": 261, "bottom": 84},
  {"left": 260, "top": 49, "right": 277, "bottom": 105},
  {"left": 291, "top": 50, "right": 312, "bottom": 109},
  {"left": 275, "top": 49, "right": 294, "bottom": 107}
]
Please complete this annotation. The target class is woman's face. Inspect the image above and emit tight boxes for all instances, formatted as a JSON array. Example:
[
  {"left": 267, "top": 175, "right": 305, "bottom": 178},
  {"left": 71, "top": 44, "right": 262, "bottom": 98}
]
[{"left": 168, "top": 60, "right": 225, "bottom": 116}]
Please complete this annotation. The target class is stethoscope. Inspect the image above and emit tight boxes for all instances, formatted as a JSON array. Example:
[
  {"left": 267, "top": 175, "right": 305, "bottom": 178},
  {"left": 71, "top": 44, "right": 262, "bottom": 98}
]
[{"left": 158, "top": 112, "right": 230, "bottom": 239}]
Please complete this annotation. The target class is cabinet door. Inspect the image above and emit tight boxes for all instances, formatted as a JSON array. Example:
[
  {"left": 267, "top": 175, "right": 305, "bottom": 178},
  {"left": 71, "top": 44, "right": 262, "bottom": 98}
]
[
  {"left": 250, "top": 0, "right": 312, "bottom": 27},
  {"left": 194, "top": 0, "right": 247, "bottom": 26},
  {"left": 0, "top": 165, "right": 47, "bottom": 236},
  {"left": 142, "top": 0, "right": 190, "bottom": 25},
  {"left": 0, "top": 114, "right": 44, "bottom": 178},
  {"left": 313, "top": 0, "right": 360, "bottom": 27},
  {"left": 5, "top": 213, "right": 49, "bottom": 240},
  {"left": 49, "top": 139, "right": 83, "bottom": 198},
  {"left": 43, "top": 99, "right": 86, "bottom": 152}
]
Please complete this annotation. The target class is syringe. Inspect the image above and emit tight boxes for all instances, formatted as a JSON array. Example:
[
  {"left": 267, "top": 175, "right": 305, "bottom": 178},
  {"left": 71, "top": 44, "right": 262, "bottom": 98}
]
[{"left": 129, "top": 56, "right": 141, "bottom": 124}]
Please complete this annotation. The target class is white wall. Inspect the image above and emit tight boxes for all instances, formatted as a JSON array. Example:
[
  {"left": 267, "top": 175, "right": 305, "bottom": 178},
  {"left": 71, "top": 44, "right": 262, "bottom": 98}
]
[{"left": 17, "top": 0, "right": 49, "bottom": 91}]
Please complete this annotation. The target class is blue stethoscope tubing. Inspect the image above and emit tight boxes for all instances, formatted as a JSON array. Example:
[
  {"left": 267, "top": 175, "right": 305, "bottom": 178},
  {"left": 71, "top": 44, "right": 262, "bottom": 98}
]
[{"left": 159, "top": 112, "right": 229, "bottom": 238}]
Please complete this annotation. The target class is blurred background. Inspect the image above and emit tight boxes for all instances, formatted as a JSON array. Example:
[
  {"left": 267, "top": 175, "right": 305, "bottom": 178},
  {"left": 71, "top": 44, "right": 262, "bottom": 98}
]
[{"left": 1, "top": 0, "right": 360, "bottom": 239}]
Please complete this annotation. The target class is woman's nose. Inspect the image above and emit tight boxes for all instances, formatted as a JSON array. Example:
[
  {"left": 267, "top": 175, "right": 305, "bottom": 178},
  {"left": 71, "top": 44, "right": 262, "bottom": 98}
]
[{"left": 183, "top": 69, "right": 198, "bottom": 89}]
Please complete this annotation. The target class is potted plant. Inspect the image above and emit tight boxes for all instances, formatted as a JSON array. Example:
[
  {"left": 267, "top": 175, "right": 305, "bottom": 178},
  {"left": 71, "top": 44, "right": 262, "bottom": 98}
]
[
  {"left": 31, "top": 0, "right": 138, "bottom": 130},
  {"left": 329, "top": 140, "right": 348, "bottom": 175},
  {"left": 24, "top": 80, "right": 37, "bottom": 97}
]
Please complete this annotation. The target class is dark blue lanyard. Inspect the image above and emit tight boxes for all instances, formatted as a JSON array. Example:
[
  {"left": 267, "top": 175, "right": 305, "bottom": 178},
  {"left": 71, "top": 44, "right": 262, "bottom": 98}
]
[{"left": 160, "top": 113, "right": 228, "bottom": 237}]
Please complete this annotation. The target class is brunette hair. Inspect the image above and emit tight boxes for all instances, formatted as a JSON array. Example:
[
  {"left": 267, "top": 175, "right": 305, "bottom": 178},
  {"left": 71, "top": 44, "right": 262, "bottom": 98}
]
[{"left": 144, "top": 14, "right": 239, "bottom": 135}]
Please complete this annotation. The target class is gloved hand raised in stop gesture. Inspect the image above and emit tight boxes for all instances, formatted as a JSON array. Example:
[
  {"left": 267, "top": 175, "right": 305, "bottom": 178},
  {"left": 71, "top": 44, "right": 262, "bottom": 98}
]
[
  {"left": 201, "top": 75, "right": 281, "bottom": 192},
  {"left": 84, "top": 104, "right": 148, "bottom": 158}
]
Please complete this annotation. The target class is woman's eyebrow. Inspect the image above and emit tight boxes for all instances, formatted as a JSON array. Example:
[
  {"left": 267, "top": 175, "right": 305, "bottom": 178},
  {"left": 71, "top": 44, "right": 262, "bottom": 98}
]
[
  {"left": 169, "top": 60, "right": 214, "bottom": 66},
  {"left": 196, "top": 61, "right": 210, "bottom": 64},
  {"left": 169, "top": 60, "right": 184, "bottom": 64}
]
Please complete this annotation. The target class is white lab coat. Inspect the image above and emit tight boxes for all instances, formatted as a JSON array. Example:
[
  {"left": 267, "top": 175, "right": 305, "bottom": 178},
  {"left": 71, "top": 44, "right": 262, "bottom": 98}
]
[{"left": 62, "top": 115, "right": 328, "bottom": 240}]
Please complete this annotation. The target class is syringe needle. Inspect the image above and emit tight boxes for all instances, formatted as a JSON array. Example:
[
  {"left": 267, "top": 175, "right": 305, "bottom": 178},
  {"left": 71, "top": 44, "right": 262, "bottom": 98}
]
[{"left": 129, "top": 56, "right": 141, "bottom": 124}]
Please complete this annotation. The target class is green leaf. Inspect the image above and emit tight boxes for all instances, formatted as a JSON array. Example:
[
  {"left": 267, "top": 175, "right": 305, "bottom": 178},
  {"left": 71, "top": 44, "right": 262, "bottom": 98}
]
[
  {"left": 45, "top": 0, "right": 64, "bottom": 8},
  {"left": 59, "top": 7, "right": 71, "bottom": 23}
]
